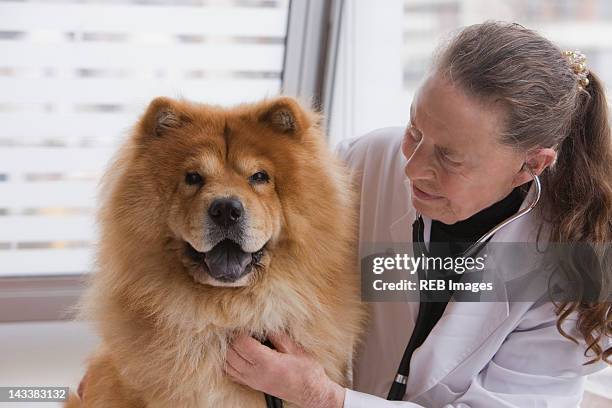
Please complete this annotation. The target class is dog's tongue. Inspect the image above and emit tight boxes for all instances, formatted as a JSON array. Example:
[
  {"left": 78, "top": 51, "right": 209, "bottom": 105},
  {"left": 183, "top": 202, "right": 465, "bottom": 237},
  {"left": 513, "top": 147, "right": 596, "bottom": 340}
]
[{"left": 205, "top": 239, "right": 252, "bottom": 280}]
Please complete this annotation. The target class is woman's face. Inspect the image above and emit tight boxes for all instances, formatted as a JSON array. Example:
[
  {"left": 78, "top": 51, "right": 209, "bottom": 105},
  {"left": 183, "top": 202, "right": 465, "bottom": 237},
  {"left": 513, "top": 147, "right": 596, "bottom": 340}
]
[{"left": 402, "top": 72, "right": 527, "bottom": 224}]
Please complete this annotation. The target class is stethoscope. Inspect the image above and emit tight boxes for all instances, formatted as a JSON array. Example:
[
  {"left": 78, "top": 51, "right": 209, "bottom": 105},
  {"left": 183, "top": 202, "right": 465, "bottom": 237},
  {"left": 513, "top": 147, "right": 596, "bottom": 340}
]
[{"left": 386, "top": 165, "right": 542, "bottom": 401}]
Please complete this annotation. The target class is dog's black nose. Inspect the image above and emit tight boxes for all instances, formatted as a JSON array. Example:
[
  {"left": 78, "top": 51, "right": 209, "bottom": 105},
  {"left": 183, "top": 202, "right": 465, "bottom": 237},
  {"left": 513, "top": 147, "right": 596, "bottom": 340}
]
[{"left": 208, "top": 197, "right": 244, "bottom": 227}]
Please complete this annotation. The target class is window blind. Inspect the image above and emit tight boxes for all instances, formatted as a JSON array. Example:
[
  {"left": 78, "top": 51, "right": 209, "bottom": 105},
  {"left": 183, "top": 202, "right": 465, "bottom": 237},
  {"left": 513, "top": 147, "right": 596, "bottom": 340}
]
[{"left": 0, "top": 0, "right": 289, "bottom": 276}]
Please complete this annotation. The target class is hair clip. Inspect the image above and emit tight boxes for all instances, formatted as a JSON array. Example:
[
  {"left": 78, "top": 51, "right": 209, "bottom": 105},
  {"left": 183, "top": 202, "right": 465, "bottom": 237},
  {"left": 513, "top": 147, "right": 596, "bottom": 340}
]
[{"left": 562, "top": 50, "right": 590, "bottom": 89}]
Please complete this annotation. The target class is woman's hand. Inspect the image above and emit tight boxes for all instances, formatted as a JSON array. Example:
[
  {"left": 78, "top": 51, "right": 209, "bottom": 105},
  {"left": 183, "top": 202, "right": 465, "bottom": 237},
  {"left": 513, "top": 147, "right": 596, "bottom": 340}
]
[{"left": 223, "top": 332, "right": 345, "bottom": 408}]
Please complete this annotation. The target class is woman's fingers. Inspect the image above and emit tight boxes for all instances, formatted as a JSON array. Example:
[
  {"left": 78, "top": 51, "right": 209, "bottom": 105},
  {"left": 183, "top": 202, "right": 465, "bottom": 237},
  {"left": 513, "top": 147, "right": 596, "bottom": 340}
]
[
  {"left": 225, "top": 335, "right": 277, "bottom": 385},
  {"left": 268, "top": 332, "right": 302, "bottom": 355},
  {"left": 224, "top": 345, "right": 256, "bottom": 387},
  {"left": 267, "top": 332, "right": 291, "bottom": 353},
  {"left": 226, "top": 345, "right": 254, "bottom": 373},
  {"left": 234, "top": 334, "right": 280, "bottom": 366},
  {"left": 223, "top": 358, "right": 246, "bottom": 385}
]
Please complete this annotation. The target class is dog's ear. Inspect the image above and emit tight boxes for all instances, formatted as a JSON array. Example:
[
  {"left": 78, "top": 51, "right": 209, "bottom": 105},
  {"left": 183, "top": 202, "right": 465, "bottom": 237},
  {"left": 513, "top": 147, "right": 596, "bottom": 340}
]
[
  {"left": 258, "top": 97, "right": 311, "bottom": 135},
  {"left": 140, "top": 97, "right": 191, "bottom": 138}
]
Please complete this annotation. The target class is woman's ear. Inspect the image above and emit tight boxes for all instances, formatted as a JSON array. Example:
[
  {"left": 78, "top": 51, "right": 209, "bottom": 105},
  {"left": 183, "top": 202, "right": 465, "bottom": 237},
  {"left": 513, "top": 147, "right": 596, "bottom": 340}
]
[
  {"left": 139, "top": 97, "right": 191, "bottom": 138},
  {"left": 258, "top": 96, "right": 312, "bottom": 135},
  {"left": 513, "top": 147, "right": 557, "bottom": 186},
  {"left": 526, "top": 148, "right": 557, "bottom": 175}
]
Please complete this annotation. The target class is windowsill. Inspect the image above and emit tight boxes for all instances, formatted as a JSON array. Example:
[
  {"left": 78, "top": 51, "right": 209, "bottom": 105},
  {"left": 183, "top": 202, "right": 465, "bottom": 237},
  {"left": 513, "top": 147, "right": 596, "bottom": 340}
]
[{"left": 0, "top": 275, "right": 86, "bottom": 322}]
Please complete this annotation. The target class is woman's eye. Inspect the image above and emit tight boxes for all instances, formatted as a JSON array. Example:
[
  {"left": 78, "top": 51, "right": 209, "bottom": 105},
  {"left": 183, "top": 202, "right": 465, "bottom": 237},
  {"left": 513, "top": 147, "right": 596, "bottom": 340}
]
[
  {"left": 440, "top": 152, "right": 462, "bottom": 167},
  {"left": 249, "top": 170, "right": 270, "bottom": 184},
  {"left": 185, "top": 172, "right": 203, "bottom": 185}
]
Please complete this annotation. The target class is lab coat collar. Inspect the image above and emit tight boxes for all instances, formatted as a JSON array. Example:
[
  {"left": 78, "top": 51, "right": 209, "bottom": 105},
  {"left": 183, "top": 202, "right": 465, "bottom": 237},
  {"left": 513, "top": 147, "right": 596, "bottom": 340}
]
[{"left": 388, "top": 180, "right": 541, "bottom": 399}]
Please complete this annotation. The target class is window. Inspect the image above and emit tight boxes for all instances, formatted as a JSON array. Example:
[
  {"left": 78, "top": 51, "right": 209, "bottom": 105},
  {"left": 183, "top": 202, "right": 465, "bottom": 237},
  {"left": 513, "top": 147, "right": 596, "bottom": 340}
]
[
  {"left": 329, "top": 0, "right": 612, "bottom": 147},
  {"left": 0, "top": 0, "right": 290, "bottom": 277}
]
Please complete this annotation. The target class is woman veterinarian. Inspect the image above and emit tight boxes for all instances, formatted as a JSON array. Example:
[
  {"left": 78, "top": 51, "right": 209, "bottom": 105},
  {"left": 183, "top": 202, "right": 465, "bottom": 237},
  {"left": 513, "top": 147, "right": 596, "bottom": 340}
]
[{"left": 225, "top": 22, "right": 612, "bottom": 407}]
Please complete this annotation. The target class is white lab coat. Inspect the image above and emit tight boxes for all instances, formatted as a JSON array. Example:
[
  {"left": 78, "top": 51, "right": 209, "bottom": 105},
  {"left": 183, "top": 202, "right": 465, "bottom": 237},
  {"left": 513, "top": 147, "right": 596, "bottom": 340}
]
[{"left": 334, "top": 127, "right": 610, "bottom": 408}]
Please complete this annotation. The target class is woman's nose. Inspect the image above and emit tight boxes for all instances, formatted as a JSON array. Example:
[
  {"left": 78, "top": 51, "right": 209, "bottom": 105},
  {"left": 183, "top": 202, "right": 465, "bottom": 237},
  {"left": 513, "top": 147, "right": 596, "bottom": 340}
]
[{"left": 403, "top": 139, "right": 436, "bottom": 181}]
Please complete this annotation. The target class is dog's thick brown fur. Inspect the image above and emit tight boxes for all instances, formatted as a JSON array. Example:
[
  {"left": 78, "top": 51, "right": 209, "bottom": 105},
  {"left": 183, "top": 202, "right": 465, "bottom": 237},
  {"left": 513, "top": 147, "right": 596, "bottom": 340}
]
[{"left": 67, "top": 96, "right": 366, "bottom": 407}]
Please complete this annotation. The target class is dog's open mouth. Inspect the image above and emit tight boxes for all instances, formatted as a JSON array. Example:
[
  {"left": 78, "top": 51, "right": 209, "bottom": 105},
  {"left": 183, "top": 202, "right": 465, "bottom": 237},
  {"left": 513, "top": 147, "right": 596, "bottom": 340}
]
[{"left": 184, "top": 239, "right": 265, "bottom": 283}]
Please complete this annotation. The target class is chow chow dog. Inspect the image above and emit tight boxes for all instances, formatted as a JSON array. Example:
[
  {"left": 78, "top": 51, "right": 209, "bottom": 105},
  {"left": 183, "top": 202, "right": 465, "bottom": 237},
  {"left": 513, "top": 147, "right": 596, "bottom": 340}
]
[{"left": 66, "top": 96, "right": 366, "bottom": 407}]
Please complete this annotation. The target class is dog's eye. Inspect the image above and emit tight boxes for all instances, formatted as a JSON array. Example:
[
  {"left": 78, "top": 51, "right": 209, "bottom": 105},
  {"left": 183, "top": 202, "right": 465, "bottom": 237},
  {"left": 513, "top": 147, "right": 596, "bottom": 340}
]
[
  {"left": 185, "top": 172, "right": 203, "bottom": 185},
  {"left": 249, "top": 171, "right": 269, "bottom": 184}
]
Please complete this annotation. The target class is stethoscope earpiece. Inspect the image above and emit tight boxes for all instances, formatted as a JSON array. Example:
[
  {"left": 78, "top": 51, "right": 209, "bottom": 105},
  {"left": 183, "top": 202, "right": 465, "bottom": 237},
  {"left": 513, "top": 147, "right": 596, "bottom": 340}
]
[{"left": 521, "top": 162, "right": 533, "bottom": 172}]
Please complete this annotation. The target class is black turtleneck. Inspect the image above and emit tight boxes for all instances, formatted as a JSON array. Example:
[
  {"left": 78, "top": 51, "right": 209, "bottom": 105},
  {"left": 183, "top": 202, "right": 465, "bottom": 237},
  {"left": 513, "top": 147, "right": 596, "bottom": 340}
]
[{"left": 430, "top": 182, "right": 530, "bottom": 257}]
